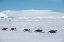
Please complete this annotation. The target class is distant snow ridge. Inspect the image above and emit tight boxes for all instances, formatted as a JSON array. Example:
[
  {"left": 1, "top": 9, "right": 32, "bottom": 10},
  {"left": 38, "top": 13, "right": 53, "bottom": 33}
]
[
  {"left": 0, "top": 12, "right": 8, "bottom": 19},
  {"left": 2, "top": 10, "right": 64, "bottom": 17},
  {"left": 1, "top": 10, "right": 64, "bottom": 19}
]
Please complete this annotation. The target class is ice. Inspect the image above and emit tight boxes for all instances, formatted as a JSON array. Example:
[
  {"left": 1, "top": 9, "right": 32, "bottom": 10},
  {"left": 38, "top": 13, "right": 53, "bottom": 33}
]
[{"left": 0, "top": 18, "right": 64, "bottom": 42}]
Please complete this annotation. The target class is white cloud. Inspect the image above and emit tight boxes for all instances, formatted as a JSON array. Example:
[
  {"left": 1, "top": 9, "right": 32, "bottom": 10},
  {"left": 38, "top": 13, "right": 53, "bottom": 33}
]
[{"left": 1, "top": 9, "right": 64, "bottom": 18}]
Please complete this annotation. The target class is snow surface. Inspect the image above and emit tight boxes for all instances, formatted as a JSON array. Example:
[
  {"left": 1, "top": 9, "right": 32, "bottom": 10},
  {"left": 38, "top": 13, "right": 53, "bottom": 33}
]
[
  {"left": 0, "top": 13, "right": 8, "bottom": 18},
  {"left": 2, "top": 10, "right": 64, "bottom": 17},
  {"left": 0, "top": 18, "right": 64, "bottom": 42}
]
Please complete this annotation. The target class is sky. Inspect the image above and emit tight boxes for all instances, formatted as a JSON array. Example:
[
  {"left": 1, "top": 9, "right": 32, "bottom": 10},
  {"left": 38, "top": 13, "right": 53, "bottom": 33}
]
[{"left": 0, "top": 0, "right": 64, "bottom": 12}]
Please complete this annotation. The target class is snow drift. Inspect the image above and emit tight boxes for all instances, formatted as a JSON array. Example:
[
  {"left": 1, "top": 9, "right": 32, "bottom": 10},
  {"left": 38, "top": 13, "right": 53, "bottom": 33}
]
[
  {"left": 0, "top": 12, "right": 8, "bottom": 19},
  {"left": 1, "top": 10, "right": 64, "bottom": 18}
]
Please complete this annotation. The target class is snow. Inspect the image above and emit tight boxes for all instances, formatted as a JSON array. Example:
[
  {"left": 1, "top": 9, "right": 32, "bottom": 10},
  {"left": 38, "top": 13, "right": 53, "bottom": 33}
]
[
  {"left": 2, "top": 10, "right": 64, "bottom": 17},
  {"left": 0, "top": 29, "right": 64, "bottom": 42},
  {"left": 0, "top": 18, "right": 64, "bottom": 42},
  {"left": 0, "top": 13, "right": 8, "bottom": 19}
]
